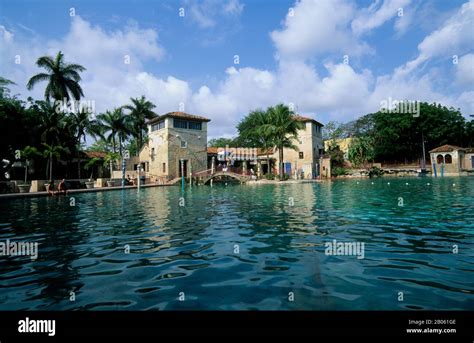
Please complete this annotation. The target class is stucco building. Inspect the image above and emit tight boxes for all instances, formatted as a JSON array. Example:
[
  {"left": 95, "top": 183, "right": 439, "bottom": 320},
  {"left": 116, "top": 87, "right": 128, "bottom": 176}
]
[
  {"left": 429, "top": 144, "right": 474, "bottom": 176},
  {"left": 269, "top": 115, "right": 324, "bottom": 179},
  {"left": 133, "top": 111, "right": 324, "bottom": 181},
  {"left": 138, "top": 112, "right": 210, "bottom": 182}
]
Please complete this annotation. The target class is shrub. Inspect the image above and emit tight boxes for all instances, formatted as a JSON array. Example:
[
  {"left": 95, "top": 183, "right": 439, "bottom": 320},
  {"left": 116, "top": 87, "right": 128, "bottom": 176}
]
[
  {"left": 264, "top": 173, "right": 275, "bottom": 180},
  {"left": 332, "top": 167, "right": 347, "bottom": 177},
  {"left": 368, "top": 166, "right": 384, "bottom": 178},
  {"left": 277, "top": 173, "right": 290, "bottom": 181}
]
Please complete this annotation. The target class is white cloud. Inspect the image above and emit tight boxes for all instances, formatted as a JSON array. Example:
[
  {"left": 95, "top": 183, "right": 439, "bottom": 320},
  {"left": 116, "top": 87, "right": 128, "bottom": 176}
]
[
  {"left": 270, "top": 0, "right": 371, "bottom": 59},
  {"left": 352, "top": 0, "right": 412, "bottom": 35},
  {"left": 186, "top": 0, "right": 244, "bottom": 29},
  {"left": 455, "top": 53, "right": 474, "bottom": 86},
  {"left": 1, "top": 1, "right": 472, "bottom": 140},
  {"left": 0, "top": 25, "right": 13, "bottom": 43},
  {"left": 395, "top": 0, "right": 474, "bottom": 77}
]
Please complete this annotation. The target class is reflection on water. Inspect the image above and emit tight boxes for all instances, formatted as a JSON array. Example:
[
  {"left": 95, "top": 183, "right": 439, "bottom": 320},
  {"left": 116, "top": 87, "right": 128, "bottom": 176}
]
[{"left": 0, "top": 177, "right": 473, "bottom": 310}]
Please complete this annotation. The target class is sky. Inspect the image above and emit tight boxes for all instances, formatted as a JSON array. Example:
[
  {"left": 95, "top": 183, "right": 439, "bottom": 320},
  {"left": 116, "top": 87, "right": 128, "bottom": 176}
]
[{"left": 1, "top": 0, "right": 473, "bottom": 140}]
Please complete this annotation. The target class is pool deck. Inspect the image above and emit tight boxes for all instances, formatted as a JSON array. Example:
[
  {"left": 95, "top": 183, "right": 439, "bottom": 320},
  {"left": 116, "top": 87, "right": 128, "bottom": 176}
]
[{"left": 0, "top": 182, "right": 176, "bottom": 200}]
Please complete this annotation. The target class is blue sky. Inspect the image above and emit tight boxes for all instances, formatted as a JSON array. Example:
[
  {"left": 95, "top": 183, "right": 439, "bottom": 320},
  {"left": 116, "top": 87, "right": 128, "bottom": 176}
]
[{"left": 1, "top": 0, "right": 473, "bottom": 139}]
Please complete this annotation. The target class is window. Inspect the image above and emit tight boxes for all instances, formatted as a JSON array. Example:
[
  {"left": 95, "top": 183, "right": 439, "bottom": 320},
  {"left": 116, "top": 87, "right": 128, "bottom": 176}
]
[
  {"left": 173, "top": 118, "right": 202, "bottom": 130},
  {"left": 151, "top": 120, "right": 165, "bottom": 131},
  {"left": 162, "top": 163, "right": 166, "bottom": 173},
  {"left": 151, "top": 148, "right": 155, "bottom": 161},
  {"left": 173, "top": 119, "right": 188, "bottom": 129},
  {"left": 436, "top": 154, "right": 444, "bottom": 164},
  {"left": 181, "top": 140, "right": 187, "bottom": 148},
  {"left": 299, "top": 152, "right": 304, "bottom": 159},
  {"left": 445, "top": 154, "right": 452, "bottom": 164},
  {"left": 188, "top": 121, "right": 202, "bottom": 130}
]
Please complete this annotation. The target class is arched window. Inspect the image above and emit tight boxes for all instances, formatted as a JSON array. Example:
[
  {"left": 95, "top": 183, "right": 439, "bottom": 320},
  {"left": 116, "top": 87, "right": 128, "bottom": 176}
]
[
  {"left": 445, "top": 154, "right": 452, "bottom": 164},
  {"left": 437, "top": 154, "right": 444, "bottom": 164}
]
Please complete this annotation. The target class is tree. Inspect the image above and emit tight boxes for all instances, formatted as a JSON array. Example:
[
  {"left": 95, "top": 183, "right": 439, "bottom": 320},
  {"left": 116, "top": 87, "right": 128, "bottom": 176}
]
[
  {"left": 366, "top": 103, "right": 468, "bottom": 163},
  {"left": 104, "top": 152, "right": 120, "bottom": 178},
  {"left": 20, "top": 146, "right": 41, "bottom": 184},
  {"left": 0, "top": 76, "right": 15, "bottom": 97},
  {"left": 123, "top": 96, "right": 156, "bottom": 153},
  {"left": 348, "top": 136, "right": 375, "bottom": 167},
  {"left": 265, "top": 104, "right": 304, "bottom": 180},
  {"left": 42, "top": 143, "right": 68, "bottom": 181},
  {"left": 208, "top": 137, "right": 238, "bottom": 148},
  {"left": 98, "top": 107, "right": 133, "bottom": 157},
  {"left": 71, "top": 106, "right": 93, "bottom": 178},
  {"left": 27, "top": 51, "right": 86, "bottom": 103},
  {"left": 322, "top": 121, "right": 343, "bottom": 141},
  {"left": 237, "top": 109, "right": 275, "bottom": 172}
]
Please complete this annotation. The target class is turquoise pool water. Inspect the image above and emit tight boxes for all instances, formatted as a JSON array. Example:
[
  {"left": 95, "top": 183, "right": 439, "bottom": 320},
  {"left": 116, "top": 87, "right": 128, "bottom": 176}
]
[{"left": 0, "top": 177, "right": 473, "bottom": 310}]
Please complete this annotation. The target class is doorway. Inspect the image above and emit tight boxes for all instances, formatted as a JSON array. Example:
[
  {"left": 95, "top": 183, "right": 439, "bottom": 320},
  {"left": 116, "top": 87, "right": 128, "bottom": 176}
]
[{"left": 178, "top": 160, "right": 188, "bottom": 177}]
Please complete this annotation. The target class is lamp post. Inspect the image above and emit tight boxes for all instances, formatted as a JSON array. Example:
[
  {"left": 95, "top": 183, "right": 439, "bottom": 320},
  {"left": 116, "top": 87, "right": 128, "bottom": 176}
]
[
  {"left": 180, "top": 158, "right": 184, "bottom": 192},
  {"left": 137, "top": 164, "right": 142, "bottom": 189},
  {"left": 121, "top": 150, "right": 129, "bottom": 188},
  {"left": 189, "top": 161, "right": 192, "bottom": 189}
]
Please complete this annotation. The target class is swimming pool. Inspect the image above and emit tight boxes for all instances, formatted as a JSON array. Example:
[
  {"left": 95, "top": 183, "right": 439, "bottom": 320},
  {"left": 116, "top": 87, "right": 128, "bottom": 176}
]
[{"left": 0, "top": 177, "right": 473, "bottom": 310}]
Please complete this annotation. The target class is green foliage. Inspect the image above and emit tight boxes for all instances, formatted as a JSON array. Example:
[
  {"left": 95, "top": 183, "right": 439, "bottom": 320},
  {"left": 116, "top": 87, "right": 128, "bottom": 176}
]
[
  {"left": 27, "top": 51, "right": 86, "bottom": 102},
  {"left": 277, "top": 173, "right": 290, "bottom": 181},
  {"left": 0, "top": 76, "right": 15, "bottom": 97},
  {"left": 322, "top": 121, "right": 344, "bottom": 140},
  {"left": 208, "top": 137, "right": 239, "bottom": 147},
  {"left": 332, "top": 167, "right": 347, "bottom": 177},
  {"left": 368, "top": 166, "right": 384, "bottom": 178},
  {"left": 96, "top": 108, "right": 133, "bottom": 156},
  {"left": 123, "top": 96, "right": 156, "bottom": 153},
  {"left": 237, "top": 104, "right": 304, "bottom": 180},
  {"left": 237, "top": 109, "right": 273, "bottom": 149},
  {"left": 348, "top": 136, "right": 375, "bottom": 167},
  {"left": 264, "top": 173, "right": 275, "bottom": 180},
  {"left": 363, "top": 103, "right": 471, "bottom": 162},
  {"left": 326, "top": 144, "right": 345, "bottom": 168}
]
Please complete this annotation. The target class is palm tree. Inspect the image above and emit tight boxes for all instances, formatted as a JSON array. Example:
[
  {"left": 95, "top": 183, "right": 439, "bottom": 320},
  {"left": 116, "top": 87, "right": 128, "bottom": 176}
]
[
  {"left": 42, "top": 143, "right": 69, "bottom": 181},
  {"left": 123, "top": 96, "right": 156, "bottom": 154},
  {"left": 97, "top": 108, "right": 132, "bottom": 157},
  {"left": 265, "top": 104, "right": 304, "bottom": 180},
  {"left": 0, "top": 76, "right": 15, "bottom": 97},
  {"left": 33, "top": 100, "right": 67, "bottom": 146},
  {"left": 71, "top": 107, "right": 93, "bottom": 178},
  {"left": 237, "top": 109, "right": 274, "bottom": 174},
  {"left": 27, "top": 51, "right": 86, "bottom": 103},
  {"left": 20, "top": 146, "right": 41, "bottom": 184}
]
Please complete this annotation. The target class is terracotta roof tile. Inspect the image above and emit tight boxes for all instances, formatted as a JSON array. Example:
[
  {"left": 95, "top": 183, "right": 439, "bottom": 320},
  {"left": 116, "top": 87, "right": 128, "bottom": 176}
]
[
  {"left": 148, "top": 111, "right": 210, "bottom": 124},
  {"left": 294, "top": 114, "right": 324, "bottom": 127},
  {"left": 83, "top": 151, "right": 107, "bottom": 159},
  {"left": 429, "top": 144, "right": 464, "bottom": 153}
]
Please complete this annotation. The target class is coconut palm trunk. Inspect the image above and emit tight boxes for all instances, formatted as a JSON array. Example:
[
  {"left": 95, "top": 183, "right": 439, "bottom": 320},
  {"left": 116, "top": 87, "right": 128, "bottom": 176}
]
[
  {"left": 49, "top": 151, "right": 53, "bottom": 181},
  {"left": 279, "top": 147, "right": 284, "bottom": 180}
]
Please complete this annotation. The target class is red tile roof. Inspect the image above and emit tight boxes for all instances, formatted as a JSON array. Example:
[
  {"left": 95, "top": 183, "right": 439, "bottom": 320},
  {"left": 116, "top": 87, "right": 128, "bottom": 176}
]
[
  {"left": 207, "top": 147, "right": 219, "bottom": 154},
  {"left": 148, "top": 111, "right": 211, "bottom": 124},
  {"left": 429, "top": 144, "right": 464, "bottom": 153},
  {"left": 294, "top": 114, "right": 323, "bottom": 127},
  {"left": 83, "top": 151, "right": 107, "bottom": 159}
]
